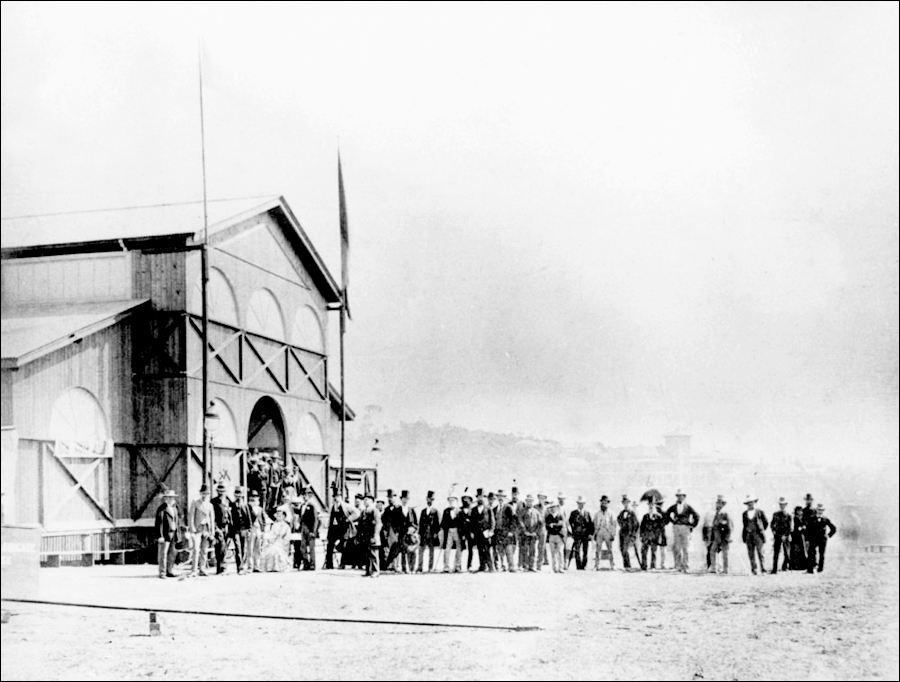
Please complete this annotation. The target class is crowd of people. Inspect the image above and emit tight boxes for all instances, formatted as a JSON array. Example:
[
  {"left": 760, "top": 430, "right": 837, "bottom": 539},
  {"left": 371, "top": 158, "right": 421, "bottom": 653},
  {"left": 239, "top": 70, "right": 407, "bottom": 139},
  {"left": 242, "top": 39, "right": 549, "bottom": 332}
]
[{"left": 154, "top": 476, "right": 838, "bottom": 580}]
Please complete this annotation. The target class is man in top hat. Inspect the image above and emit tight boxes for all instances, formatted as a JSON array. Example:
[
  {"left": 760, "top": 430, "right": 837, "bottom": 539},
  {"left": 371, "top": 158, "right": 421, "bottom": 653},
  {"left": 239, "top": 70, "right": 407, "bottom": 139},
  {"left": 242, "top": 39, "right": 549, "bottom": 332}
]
[
  {"left": 617, "top": 495, "right": 641, "bottom": 570},
  {"left": 498, "top": 488, "right": 521, "bottom": 572},
  {"left": 417, "top": 490, "right": 441, "bottom": 573},
  {"left": 489, "top": 491, "right": 504, "bottom": 571},
  {"left": 709, "top": 495, "right": 733, "bottom": 574},
  {"left": 520, "top": 494, "right": 543, "bottom": 572},
  {"left": 188, "top": 483, "right": 214, "bottom": 577},
  {"left": 296, "top": 487, "right": 320, "bottom": 571},
  {"left": 385, "top": 490, "right": 418, "bottom": 573},
  {"left": 805, "top": 504, "right": 837, "bottom": 574},
  {"left": 231, "top": 486, "right": 252, "bottom": 575},
  {"left": 640, "top": 501, "right": 666, "bottom": 570},
  {"left": 440, "top": 490, "right": 464, "bottom": 573},
  {"left": 325, "top": 493, "right": 350, "bottom": 569},
  {"left": 544, "top": 500, "right": 566, "bottom": 572},
  {"left": 383, "top": 489, "right": 399, "bottom": 570},
  {"left": 211, "top": 482, "right": 235, "bottom": 575},
  {"left": 290, "top": 495, "right": 305, "bottom": 570},
  {"left": 741, "top": 495, "right": 769, "bottom": 575},
  {"left": 247, "top": 489, "right": 267, "bottom": 572},
  {"left": 569, "top": 495, "right": 594, "bottom": 570},
  {"left": 770, "top": 497, "right": 793, "bottom": 574},
  {"left": 471, "top": 488, "right": 496, "bottom": 572},
  {"left": 593, "top": 495, "right": 617, "bottom": 570},
  {"left": 790, "top": 505, "right": 808, "bottom": 571},
  {"left": 459, "top": 491, "right": 477, "bottom": 572},
  {"left": 665, "top": 489, "right": 700, "bottom": 573},
  {"left": 357, "top": 492, "right": 382, "bottom": 577},
  {"left": 155, "top": 489, "right": 180, "bottom": 578},
  {"left": 266, "top": 455, "right": 284, "bottom": 517},
  {"left": 800, "top": 493, "right": 817, "bottom": 537},
  {"left": 535, "top": 492, "right": 549, "bottom": 570}
]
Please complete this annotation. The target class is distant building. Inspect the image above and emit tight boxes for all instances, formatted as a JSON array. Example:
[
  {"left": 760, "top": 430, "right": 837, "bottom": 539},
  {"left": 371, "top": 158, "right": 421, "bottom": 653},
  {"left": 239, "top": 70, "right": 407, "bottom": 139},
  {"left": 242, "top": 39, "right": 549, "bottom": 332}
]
[{"left": 1, "top": 196, "right": 362, "bottom": 559}]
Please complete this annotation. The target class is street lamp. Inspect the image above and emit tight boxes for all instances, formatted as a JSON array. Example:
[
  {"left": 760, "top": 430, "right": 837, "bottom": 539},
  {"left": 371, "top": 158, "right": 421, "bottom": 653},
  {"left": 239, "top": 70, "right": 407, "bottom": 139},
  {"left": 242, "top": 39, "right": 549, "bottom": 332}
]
[{"left": 203, "top": 401, "right": 221, "bottom": 485}]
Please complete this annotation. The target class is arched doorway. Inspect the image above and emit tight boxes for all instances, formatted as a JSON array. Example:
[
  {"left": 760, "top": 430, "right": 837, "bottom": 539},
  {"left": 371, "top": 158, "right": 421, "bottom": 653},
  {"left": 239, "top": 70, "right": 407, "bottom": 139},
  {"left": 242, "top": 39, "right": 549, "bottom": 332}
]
[{"left": 247, "top": 396, "right": 286, "bottom": 463}]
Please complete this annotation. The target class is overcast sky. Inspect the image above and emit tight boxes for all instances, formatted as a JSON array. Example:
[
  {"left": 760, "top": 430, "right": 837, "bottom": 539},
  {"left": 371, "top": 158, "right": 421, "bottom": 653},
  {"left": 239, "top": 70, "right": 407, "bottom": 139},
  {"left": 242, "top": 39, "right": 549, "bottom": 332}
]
[{"left": 2, "top": 2, "right": 898, "bottom": 468}]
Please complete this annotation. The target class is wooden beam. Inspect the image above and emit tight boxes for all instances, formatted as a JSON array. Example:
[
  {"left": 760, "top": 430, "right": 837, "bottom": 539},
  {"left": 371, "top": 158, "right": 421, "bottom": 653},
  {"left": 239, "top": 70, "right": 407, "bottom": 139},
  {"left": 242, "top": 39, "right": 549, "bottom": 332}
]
[
  {"left": 242, "top": 337, "right": 286, "bottom": 392},
  {"left": 45, "top": 448, "right": 115, "bottom": 525},
  {"left": 131, "top": 447, "right": 185, "bottom": 521}
]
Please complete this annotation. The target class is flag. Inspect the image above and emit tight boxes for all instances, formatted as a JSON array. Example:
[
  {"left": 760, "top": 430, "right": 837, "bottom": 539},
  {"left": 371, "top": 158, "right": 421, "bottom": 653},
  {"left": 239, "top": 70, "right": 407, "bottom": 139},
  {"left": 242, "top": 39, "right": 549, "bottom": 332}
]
[{"left": 338, "top": 153, "right": 351, "bottom": 319}]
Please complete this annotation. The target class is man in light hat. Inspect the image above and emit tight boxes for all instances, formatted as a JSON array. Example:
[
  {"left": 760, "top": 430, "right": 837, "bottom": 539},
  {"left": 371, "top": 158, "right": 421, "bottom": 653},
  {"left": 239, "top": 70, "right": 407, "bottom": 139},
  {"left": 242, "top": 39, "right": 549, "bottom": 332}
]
[
  {"left": 247, "top": 489, "right": 267, "bottom": 572},
  {"left": 544, "top": 500, "right": 566, "bottom": 572},
  {"left": 770, "top": 497, "right": 793, "bottom": 574},
  {"left": 741, "top": 495, "right": 769, "bottom": 575},
  {"left": 497, "top": 489, "right": 519, "bottom": 572},
  {"left": 188, "top": 483, "right": 214, "bottom": 577},
  {"left": 805, "top": 504, "right": 837, "bottom": 574},
  {"left": 375, "top": 497, "right": 389, "bottom": 568},
  {"left": 709, "top": 495, "right": 733, "bottom": 574},
  {"left": 155, "top": 489, "right": 180, "bottom": 578},
  {"left": 297, "top": 487, "right": 320, "bottom": 571},
  {"left": 520, "top": 494, "right": 542, "bottom": 572},
  {"left": 569, "top": 495, "right": 594, "bottom": 570},
  {"left": 557, "top": 492, "right": 571, "bottom": 571},
  {"left": 617, "top": 495, "right": 641, "bottom": 570},
  {"left": 489, "top": 491, "right": 504, "bottom": 570},
  {"left": 231, "top": 486, "right": 252, "bottom": 575},
  {"left": 593, "top": 495, "right": 617, "bottom": 570},
  {"left": 417, "top": 491, "right": 440, "bottom": 573},
  {"left": 290, "top": 496, "right": 305, "bottom": 570},
  {"left": 665, "top": 489, "right": 700, "bottom": 573},
  {"left": 440, "top": 490, "right": 464, "bottom": 573},
  {"left": 385, "top": 490, "right": 418, "bottom": 573}
]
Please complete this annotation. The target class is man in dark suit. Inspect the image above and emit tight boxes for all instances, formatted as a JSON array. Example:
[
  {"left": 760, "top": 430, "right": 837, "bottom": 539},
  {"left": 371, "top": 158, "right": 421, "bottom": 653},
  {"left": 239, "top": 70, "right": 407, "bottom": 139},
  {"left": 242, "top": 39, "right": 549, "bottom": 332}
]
[
  {"left": 385, "top": 490, "right": 418, "bottom": 573},
  {"left": 520, "top": 494, "right": 543, "bottom": 571},
  {"left": 471, "top": 488, "right": 496, "bottom": 572},
  {"left": 325, "top": 495, "right": 350, "bottom": 569},
  {"left": 297, "top": 487, "right": 320, "bottom": 570},
  {"left": 440, "top": 492, "right": 464, "bottom": 573},
  {"left": 357, "top": 493, "right": 382, "bottom": 578},
  {"left": 770, "top": 497, "right": 793, "bottom": 574},
  {"left": 231, "top": 486, "right": 252, "bottom": 575},
  {"left": 498, "top": 489, "right": 520, "bottom": 572},
  {"left": 617, "top": 495, "right": 641, "bottom": 570},
  {"left": 211, "top": 482, "right": 234, "bottom": 575},
  {"left": 417, "top": 491, "right": 441, "bottom": 573},
  {"left": 155, "top": 489, "right": 179, "bottom": 578},
  {"left": 569, "top": 496, "right": 594, "bottom": 570},
  {"left": 806, "top": 504, "right": 837, "bottom": 574},
  {"left": 741, "top": 495, "right": 769, "bottom": 575}
]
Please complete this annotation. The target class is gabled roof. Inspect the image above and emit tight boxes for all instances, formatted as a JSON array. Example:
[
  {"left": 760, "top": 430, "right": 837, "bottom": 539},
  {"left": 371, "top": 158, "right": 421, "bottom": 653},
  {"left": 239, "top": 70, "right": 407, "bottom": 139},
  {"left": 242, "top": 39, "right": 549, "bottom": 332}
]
[
  {"left": 1, "top": 299, "right": 150, "bottom": 369},
  {"left": 0, "top": 195, "right": 342, "bottom": 304}
]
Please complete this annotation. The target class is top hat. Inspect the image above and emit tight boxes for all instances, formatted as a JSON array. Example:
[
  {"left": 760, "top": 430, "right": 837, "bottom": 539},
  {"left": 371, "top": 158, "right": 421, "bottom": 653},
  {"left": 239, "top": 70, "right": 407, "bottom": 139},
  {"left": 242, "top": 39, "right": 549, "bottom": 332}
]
[
  {"left": 400, "top": 490, "right": 409, "bottom": 499},
  {"left": 199, "top": 484, "right": 210, "bottom": 494},
  {"left": 487, "top": 491, "right": 496, "bottom": 500},
  {"left": 476, "top": 488, "right": 484, "bottom": 496},
  {"left": 386, "top": 489, "right": 394, "bottom": 497},
  {"left": 511, "top": 486, "right": 519, "bottom": 494},
  {"left": 426, "top": 490, "right": 435, "bottom": 499},
  {"left": 804, "top": 493, "right": 814, "bottom": 502}
]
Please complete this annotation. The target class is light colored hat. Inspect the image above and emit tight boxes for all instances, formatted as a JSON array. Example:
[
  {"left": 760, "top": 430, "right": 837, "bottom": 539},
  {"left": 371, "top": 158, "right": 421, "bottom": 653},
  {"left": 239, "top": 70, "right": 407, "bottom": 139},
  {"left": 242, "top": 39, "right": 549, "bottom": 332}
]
[
  {"left": 816, "top": 503, "right": 825, "bottom": 511},
  {"left": 525, "top": 494, "right": 534, "bottom": 502},
  {"left": 547, "top": 500, "right": 559, "bottom": 509},
  {"left": 162, "top": 489, "right": 177, "bottom": 498},
  {"left": 716, "top": 495, "right": 726, "bottom": 506},
  {"left": 622, "top": 494, "right": 630, "bottom": 503},
  {"left": 537, "top": 492, "right": 547, "bottom": 499},
  {"left": 576, "top": 495, "right": 586, "bottom": 504},
  {"left": 778, "top": 497, "right": 788, "bottom": 505},
  {"left": 496, "top": 489, "right": 507, "bottom": 498},
  {"left": 675, "top": 488, "right": 686, "bottom": 497},
  {"left": 743, "top": 495, "right": 758, "bottom": 505},
  {"left": 557, "top": 492, "right": 566, "bottom": 499}
]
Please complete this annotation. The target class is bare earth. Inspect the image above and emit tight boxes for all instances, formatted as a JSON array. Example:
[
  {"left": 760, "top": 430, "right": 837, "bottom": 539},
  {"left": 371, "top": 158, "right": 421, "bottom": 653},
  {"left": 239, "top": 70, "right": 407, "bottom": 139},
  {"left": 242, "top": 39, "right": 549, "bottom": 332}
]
[{"left": 2, "top": 551, "right": 897, "bottom": 681}]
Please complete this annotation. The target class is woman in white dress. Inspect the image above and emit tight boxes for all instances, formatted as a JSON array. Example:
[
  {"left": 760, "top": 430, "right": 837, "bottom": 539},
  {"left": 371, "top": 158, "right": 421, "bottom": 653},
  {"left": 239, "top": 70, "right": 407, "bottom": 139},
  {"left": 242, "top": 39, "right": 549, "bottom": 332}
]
[{"left": 262, "top": 508, "right": 291, "bottom": 572}]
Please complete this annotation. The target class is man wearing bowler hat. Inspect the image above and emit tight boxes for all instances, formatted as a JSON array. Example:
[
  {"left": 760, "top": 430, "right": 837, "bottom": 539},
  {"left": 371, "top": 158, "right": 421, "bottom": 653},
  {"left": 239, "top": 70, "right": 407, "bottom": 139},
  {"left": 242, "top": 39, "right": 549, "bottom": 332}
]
[
  {"left": 231, "top": 486, "right": 252, "bottom": 575},
  {"left": 770, "top": 497, "right": 793, "bottom": 573},
  {"left": 211, "top": 482, "right": 234, "bottom": 575},
  {"left": 440, "top": 490, "right": 464, "bottom": 573},
  {"left": 665, "top": 489, "right": 700, "bottom": 573},
  {"left": 617, "top": 495, "right": 641, "bottom": 570},
  {"left": 520, "top": 494, "right": 542, "bottom": 572},
  {"left": 188, "top": 483, "right": 214, "bottom": 577},
  {"left": 357, "top": 493, "right": 382, "bottom": 578},
  {"left": 417, "top": 490, "right": 441, "bottom": 573},
  {"left": 709, "top": 495, "right": 733, "bottom": 574},
  {"left": 155, "top": 489, "right": 180, "bottom": 578},
  {"left": 805, "top": 503, "right": 837, "bottom": 574}
]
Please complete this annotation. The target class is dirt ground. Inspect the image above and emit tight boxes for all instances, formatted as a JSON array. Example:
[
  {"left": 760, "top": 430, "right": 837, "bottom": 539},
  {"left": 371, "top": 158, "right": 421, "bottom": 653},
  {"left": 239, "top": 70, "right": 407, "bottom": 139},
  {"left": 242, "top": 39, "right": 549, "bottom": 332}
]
[{"left": 2, "top": 548, "right": 897, "bottom": 681}]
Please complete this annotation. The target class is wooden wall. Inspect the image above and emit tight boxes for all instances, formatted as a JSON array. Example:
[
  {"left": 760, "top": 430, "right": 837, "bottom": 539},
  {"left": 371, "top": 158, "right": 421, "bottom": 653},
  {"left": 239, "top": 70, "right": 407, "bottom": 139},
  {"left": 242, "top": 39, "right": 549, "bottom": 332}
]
[{"left": 1, "top": 252, "right": 131, "bottom": 308}]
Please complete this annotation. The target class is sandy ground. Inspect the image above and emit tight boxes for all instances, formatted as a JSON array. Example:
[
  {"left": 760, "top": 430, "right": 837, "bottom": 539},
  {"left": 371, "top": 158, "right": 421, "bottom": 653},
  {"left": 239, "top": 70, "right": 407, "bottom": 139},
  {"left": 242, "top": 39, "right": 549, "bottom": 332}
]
[{"left": 2, "top": 549, "right": 897, "bottom": 681}]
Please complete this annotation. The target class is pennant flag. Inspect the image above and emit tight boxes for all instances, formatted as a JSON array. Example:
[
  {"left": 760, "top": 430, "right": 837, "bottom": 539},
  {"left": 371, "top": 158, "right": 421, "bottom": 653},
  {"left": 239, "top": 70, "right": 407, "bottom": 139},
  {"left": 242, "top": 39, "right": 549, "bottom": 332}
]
[{"left": 338, "top": 153, "right": 351, "bottom": 319}]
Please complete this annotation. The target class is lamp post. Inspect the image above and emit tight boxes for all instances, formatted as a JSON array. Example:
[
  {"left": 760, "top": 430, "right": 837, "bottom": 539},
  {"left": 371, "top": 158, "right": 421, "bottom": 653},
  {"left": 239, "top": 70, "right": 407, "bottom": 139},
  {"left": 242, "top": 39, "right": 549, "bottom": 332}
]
[{"left": 203, "top": 401, "right": 221, "bottom": 486}]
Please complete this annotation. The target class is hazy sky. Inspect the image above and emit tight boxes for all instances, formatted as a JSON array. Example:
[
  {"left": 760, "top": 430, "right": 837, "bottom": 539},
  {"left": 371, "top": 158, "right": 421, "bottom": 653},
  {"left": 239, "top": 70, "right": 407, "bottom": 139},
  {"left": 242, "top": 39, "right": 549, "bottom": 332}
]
[{"left": 2, "top": 2, "right": 898, "bottom": 467}]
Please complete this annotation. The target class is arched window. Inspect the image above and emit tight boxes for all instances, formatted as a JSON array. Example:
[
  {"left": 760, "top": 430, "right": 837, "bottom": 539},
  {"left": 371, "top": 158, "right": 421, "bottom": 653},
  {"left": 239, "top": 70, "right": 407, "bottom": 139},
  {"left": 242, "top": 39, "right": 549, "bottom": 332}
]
[
  {"left": 292, "top": 305, "right": 325, "bottom": 354},
  {"left": 190, "top": 267, "right": 240, "bottom": 327},
  {"left": 50, "top": 387, "right": 111, "bottom": 457},
  {"left": 246, "top": 288, "right": 286, "bottom": 341},
  {"left": 295, "top": 412, "right": 325, "bottom": 454}
]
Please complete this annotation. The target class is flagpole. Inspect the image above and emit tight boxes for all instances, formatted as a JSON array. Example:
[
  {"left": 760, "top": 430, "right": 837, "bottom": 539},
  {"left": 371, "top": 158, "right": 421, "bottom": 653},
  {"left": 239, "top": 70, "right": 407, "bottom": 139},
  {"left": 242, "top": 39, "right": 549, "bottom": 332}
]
[
  {"left": 340, "top": 293, "right": 346, "bottom": 500},
  {"left": 199, "top": 41, "right": 211, "bottom": 487},
  {"left": 337, "top": 153, "right": 350, "bottom": 501}
]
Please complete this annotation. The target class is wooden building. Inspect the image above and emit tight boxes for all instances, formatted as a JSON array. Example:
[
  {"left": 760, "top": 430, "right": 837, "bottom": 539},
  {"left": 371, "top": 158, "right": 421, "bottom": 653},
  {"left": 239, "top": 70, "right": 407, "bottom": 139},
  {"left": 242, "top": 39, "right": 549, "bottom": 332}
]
[{"left": 0, "top": 196, "right": 368, "bottom": 560}]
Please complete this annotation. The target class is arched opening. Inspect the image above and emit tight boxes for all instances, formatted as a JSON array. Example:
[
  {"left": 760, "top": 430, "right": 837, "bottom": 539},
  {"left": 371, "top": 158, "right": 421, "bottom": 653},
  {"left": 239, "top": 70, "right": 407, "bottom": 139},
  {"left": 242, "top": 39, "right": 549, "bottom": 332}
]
[
  {"left": 292, "top": 305, "right": 325, "bottom": 354},
  {"left": 295, "top": 412, "right": 325, "bottom": 454},
  {"left": 50, "top": 387, "right": 111, "bottom": 455},
  {"left": 246, "top": 288, "right": 286, "bottom": 341},
  {"left": 247, "top": 396, "right": 287, "bottom": 463}
]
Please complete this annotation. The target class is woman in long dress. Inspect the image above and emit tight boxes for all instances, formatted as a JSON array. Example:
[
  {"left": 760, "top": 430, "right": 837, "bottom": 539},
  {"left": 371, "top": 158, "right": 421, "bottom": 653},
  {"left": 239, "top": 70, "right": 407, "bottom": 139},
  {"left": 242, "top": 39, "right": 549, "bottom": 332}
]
[{"left": 262, "top": 509, "right": 291, "bottom": 572}]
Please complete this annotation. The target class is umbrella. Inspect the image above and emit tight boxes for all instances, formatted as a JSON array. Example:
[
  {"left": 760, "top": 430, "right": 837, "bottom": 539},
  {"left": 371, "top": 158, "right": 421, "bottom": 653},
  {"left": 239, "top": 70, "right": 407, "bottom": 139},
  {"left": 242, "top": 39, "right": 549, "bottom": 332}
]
[{"left": 641, "top": 488, "right": 664, "bottom": 504}]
